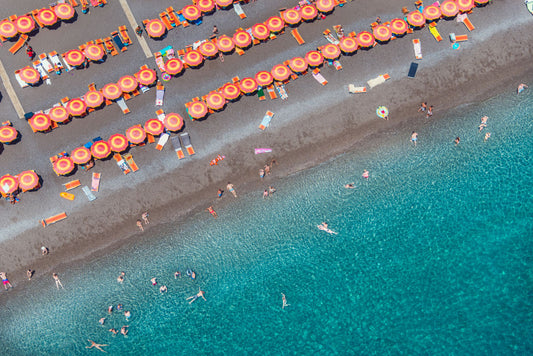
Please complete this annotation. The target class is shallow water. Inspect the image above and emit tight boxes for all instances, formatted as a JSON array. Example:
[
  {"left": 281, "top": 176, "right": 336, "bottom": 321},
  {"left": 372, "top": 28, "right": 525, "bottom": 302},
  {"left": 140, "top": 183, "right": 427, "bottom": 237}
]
[{"left": 1, "top": 90, "right": 532, "bottom": 355}]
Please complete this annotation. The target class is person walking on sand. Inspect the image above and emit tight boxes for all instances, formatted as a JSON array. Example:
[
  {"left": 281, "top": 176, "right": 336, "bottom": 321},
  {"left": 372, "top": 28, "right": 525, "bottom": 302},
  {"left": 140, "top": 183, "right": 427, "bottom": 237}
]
[
  {"left": 259, "top": 168, "right": 265, "bottom": 179},
  {"left": 206, "top": 206, "right": 218, "bottom": 219},
  {"left": 53, "top": 273, "right": 63, "bottom": 289},
  {"left": 136, "top": 220, "right": 144, "bottom": 232},
  {"left": 187, "top": 288, "right": 206, "bottom": 304},
  {"left": 418, "top": 102, "right": 427, "bottom": 113},
  {"left": 518, "top": 83, "right": 528, "bottom": 94},
  {"left": 135, "top": 25, "right": 143, "bottom": 37},
  {"left": 86, "top": 340, "right": 108, "bottom": 352},
  {"left": 281, "top": 293, "right": 290, "bottom": 309},
  {"left": 411, "top": 131, "right": 418, "bottom": 146},
  {"left": 1, "top": 272, "right": 13, "bottom": 289},
  {"left": 426, "top": 106, "right": 433, "bottom": 119},
  {"left": 41, "top": 246, "right": 49, "bottom": 255},
  {"left": 142, "top": 212, "right": 149, "bottom": 224},
  {"left": 212, "top": 25, "right": 219, "bottom": 35},
  {"left": 227, "top": 182, "right": 237, "bottom": 197}
]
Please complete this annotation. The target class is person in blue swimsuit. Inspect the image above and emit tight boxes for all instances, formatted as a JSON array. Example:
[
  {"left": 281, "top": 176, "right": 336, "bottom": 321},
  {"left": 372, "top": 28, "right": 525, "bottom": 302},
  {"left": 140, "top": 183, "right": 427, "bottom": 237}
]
[{"left": 411, "top": 131, "right": 418, "bottom": 146}]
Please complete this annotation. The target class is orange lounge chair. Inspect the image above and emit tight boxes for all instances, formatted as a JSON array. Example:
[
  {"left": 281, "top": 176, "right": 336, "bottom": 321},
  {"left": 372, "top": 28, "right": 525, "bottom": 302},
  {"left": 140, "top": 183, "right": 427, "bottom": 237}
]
[
  {"left": 60, "top": 192, "right": 75, "bottom": 200},
  {"left": 455, "top": 34, "right": 468, "bottom": 42},
  {"left": 267, "top": 85, "right": 277, "bottom": 100},
  {"left": 32, "top": 10, "right": 44, "bottom": 28},
  {"left": 123, "top": 153, "right": 138, "bottom": 172},
  {"left": 104, "top": 37, "right": 118, "bottom": 56},
  {"left": 311, "top": 68, "right": 328, "bottom": 86},
  {"left": 291, "top": 29, "right": 305, "bottom": 45},
  {"left": 463, "top": 17, "right": 475, "bottom": 31},
  {"left": 176, "top": 11, "right": 190, "bottom": 27},
  {"left": 171, "top": 135, "right": 185, "bottom": 159},
  {"left": 160, "top": 12, "right": 173, "bottom": 30},
  {"left": 235, "top": 47, "right": 245, "bottom": 56},
  {"left": 64, "top": 179, "right": 81, "bottom": 191},
  {"left": 91, "top": 172, "right": 101, "bottom": 192},
  {"left": 118, "top": 25, "right": 132, "bottom": 45},
  {"left": 146, "top": 133, "right": 155, "bottom": 143},
  {"left": 9, "top": 34, "right": 28, "bottom": 54},
  {"left": 166, "top": 7, "right": 181, "bottom": 27},
  {"left": 41, "top": 212, "right": 67, "bottom": 227},
  {"left": 68, "top": 0, "right": 79, "bottom": 6},
  {"left": 114, "top": 153, "right": 131, "bottom": 175},
  {"left": 259, "top": 111, "right": 274, "bottom": 130},
  {"left": 180, "top": 132, "right": 195, "bottom": 155}
]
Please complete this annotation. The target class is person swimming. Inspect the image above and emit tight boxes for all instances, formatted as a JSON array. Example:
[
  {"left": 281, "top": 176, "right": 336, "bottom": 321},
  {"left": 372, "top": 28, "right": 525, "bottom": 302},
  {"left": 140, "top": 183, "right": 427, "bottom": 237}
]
[
  {"left": 281, "top": 293, "right": 290, "bottom": 309},
  {"left": 150, "top": 277, "right": 157, "bottom": 286},
  {"left": 362, "top": 170, "right": 369, "bottom": 179},
  {"left": 124, "top": 311, "right": 131, "bottom": 320},
  {"left": 344, "top": 183, "right": 356, "bottom": 189},
  {"left": 186, "top": 269, "right": 196, "bottom": 280},
  {"left": 187, "top": 288, "right": 206, "bottom": 304},
  {"left": 160, "top": 285, "right": 167, "bottom": 293},
  {"left": 117, "top": 304, "right": 123, "bottom": 311},
  {"left": 518, "top": 83, "right": 528, "bottom": 94}
]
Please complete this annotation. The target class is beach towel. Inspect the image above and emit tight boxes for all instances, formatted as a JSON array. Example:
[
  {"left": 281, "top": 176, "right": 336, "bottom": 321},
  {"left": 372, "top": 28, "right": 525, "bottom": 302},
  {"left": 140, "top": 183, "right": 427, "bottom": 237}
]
[
  {"left": 291, "top": 28, "right": 305, "bottom": 45},
  {"left": 156, "top": 85, "right": 164, "bottom": 106},
  {"left": 367, "top": 74, "right": 390, "bottom": 88},
  {"left": 312, "top": 69, "right": 328, "bottom": 86},
  {"left": 114, "top": 153, "right": 131, "bottom": 174},
  {"left": 91, "top": 172, "right": 101, "bottom": 192},
  {"left": 171, "top": 135, "right": 185, "bottom": 159},
  {"left": 323, "top": 29, "right": 340, "bottom": 45},
  {"left": 257, "top": 86, "right": 266, "bottom": 101},
  {"left": 348, "top": 84, "right": 367, "bottom": 93},
  {"left": 275, "top": 82, "right": 288, "bottom": 100},
  {"left": 82, "top": 186, "right": 97, "bottom": 201},
  {"left": 333, "top": 60, "right": 343, "bottom": 71},
  {"left": 255, "top": 148, "right": 272, "bottom": 154},
  {"left": 64, "top": 179, "right": 81, "bottom": 191},
  {"left": 156, "top": 132, "right": 169, "bottom": 150},
  {"left": 412, "top": 39, "right": 422, "bottom": 59},
  {"left": 408, "top": 62, "right": 418, "bottom": 78},
  {"left": 60, "top": 192, "right": 75, "bottom": 200},
  {"left": 40, "top": 212, "right": 67, "bottom": 227},
  {"left": 259, "top": 111, "right": 274, "bottom": 130},
  {"left": 233, "top": 3, "right": 246, "bottom": 19}
]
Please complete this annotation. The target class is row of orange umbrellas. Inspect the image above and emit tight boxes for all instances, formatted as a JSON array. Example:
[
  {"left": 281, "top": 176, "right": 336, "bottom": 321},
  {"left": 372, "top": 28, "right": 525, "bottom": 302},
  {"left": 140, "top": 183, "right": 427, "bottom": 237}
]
[
  {"left": 0, "top": 171, "right": 40, "bottom": 194},
  {"left": 0, "top": 4, "right": 75, "bottom": 38}
]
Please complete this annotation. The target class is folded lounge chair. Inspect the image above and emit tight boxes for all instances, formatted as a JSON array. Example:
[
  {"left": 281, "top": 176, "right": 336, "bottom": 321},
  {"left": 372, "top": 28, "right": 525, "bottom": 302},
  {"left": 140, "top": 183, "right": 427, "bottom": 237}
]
[
  {"left": 156, "top": 132, "right": 169, "bottom": 151},
  {"left": 259, "top": 111, "right": 274, "bottom": 130},
  {"left": 171, "top": 135, "right": 185, "bottom": 159},
  {"left": 412, "top": 39, "right": 422, "bottom": 59},
  {"left": 312, "top": 68, "right": 328, "bottom": 86},
  {"left": 91, "top": 172, "right": 101, "bottom": 192},
  {"left": 82, "top": 186, "right": 97, "bottom": 201},
  {"left": 155, "top": 82, "right": 164, "bottom": 106},
  {"left": 41, "top": 212, "right": 67, "bottom": 227},
  {"left": 408, "top": 62, "right": 418, "bottom": 78},
  {"left": 179, "top": 132, "right": 195, "bottom": 155},
  {"left": 291, "top": 29, "right": 305, "bottom": 45}
]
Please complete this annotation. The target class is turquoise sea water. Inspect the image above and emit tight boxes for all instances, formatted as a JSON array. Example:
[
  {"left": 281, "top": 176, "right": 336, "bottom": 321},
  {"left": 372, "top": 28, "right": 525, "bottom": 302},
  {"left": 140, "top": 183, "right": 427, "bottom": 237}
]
[{"left": 0, "top": 90, "right": 532, "bottom": 355}]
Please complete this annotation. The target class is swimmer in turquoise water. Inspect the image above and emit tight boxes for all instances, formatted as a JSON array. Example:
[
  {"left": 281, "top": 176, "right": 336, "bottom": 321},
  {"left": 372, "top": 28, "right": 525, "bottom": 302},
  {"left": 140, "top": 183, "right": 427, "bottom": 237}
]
[{"left": 187, "top": 288, "right": 206, "bottom": 304}]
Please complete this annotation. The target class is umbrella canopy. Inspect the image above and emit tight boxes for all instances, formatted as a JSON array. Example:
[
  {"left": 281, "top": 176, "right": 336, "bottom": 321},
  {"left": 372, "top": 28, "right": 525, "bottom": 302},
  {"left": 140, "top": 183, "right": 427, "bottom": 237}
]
[
  {"left": 373, "top": 25, "right": 392, "bottom": 42},
  {"left": 271, "top": 64, "right": 291, "bottom": 82},
  {"left": 215, "top": 0, "right": 233, "bottom": 8},
  {"left": 376, "top": 106, "right": 389, "bottom": 119},
  {"left": 0, "top": 174, "right": 19, "bottom": 194},
  {"left": 252, "top": 23, "right": 270, "bottom": 41},
  {"left": 255, "top": 71, "right": 274, "bottom": 86},
  {"left": 18, "top": 170, "right": 40, "bottom": 191},
  {"left": 321, "top": 43, "right": 341, "bottom": 59},
  {"left": 206, "top": 92, "right": 226, "bottom": 110},
  {"left": 126, "top": 125, "right": 146, "bottom": 144},
  {"left": 338, "top": 36, "right": 358, "bottom": 53},
  {"left": 29, "top": 113, "right": 51, "bottom": 132},
  {"left": 316, "top": 0, "right": 335, "bottom": 13},
  {"left": 146, "top": 19, "right": 166, "bottom": 38},
  {"left": 49, "top": 106, "right": 70, "bottom": 123},
  {"left": 0, "top": 20, "right": 17, "bottom": 38},
  {"left": 91, "top": 140, "right": 112, "bottom": 159},
  {"left": 108, "top": 133, "right": 129, "bottom": 152},
  {"left": 0, "top": 126, "right": 18, "bottom": 143},
  {"left": 102, "top": 83, "right": 122, "bottom": 100},
  {"left": 187, "top": 101, "right": 208, "bottom": 119},
  {"left": 221, "top": 83, "right": 241, "bottom": 100},
  {"left": 84, "top": 44, "right": 104, "bottom": 61},
  {"left": 199, "top": 41, "right": 218, "bottom": 57},
  {"left": 66, "top": 98, "right": 87, "bottom": 117},
  {"left": 441, "top": 1, "right": 459, "bottom": 17},
  {"left": 19, "top": 67, "right": 40, "bottom": 84},
  {"left": 71, "top": 146, "right": 92, "bottom": 164},
  {"left": 182, "top": 5, "right": 202, "bottom": 21},
  {"left": 305, "top": 50, "right": 324, "bottom": 67},
  {"left": 64, "top": 49, "right": 85, "bottom": 67},
  {"left": 301, "top": 5, "right": 318, "bottom": 21},
  {"left": 165, "top": 58, "right": 184, "bottom": 75},
  {"left": 390, "top": 18, "right": 409, "bottom": 36},
  {"left": 216, "top": 36, "right": 235, "bottom": 53},
  {"left": 458, "top": 0, "right": 475, "bottom": 11},
  {"left": 197, "top": 0, "right": 215, "bottom": 13},
  {"left": 232, "top": 30, "right": 252, "bottom": 48},
  {"left": 407, "top": 11, "right": 425, "bottom": 27},
  {"left": 163, "top": 113, "right": 184, "bottom": 132},
  {"left": 288, "top": 57, "right": 308, "bottom": 73},
  {"left": 423, "top": 5, "right": 441, "bottom": 21},
  {"left": 239, "top": 77, "right": 258, "bottom": 94},
  {"left": 37, "top": 9, "right": 58, "bottom": 26},
  {"left": 136, "top": 68, "right": 157, "bottom": 85},
  {"left": 184, "top": 50, "right": 204, "bottom": 67},
  {"left": 16, "top": 16, "right": 35, "bottom": 34},
  {"left": 118, "top": 75, "right": 138, "bottom": 92},
  {"left": 55, "top": 3, "right": 75, "bottom": 20},
  {"left": 144, "top": 118, "right": 165, "bottom": 135},
  {"left": 84, "top": 90, "right": 104, "bottom": 108},
  {"left": 53, "top": 157, "right": 75, "bottom": 175},
  {"left": 266, "top": 16, "right": 285, "bottom": 33},
  {"left": 282, "top": 9, "right": 301, "bottom": 25}
]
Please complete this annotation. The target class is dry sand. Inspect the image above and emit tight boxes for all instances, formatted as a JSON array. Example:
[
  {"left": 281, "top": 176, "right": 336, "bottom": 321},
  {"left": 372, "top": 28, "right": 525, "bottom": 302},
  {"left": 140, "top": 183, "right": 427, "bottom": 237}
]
[{"left": 0, "top": 0, "right": 532, "bottom": 295}]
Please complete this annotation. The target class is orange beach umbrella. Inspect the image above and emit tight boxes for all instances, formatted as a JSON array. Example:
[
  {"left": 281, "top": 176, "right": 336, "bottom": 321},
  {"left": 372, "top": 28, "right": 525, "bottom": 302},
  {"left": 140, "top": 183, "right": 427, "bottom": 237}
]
[
  {"left": 321, "top": 43, "right": 341, "bottom": 59},
  {"left": 15, "top": 16, "right": 35, "bottom": 34},
  {"left": 37, "top": 9, "right": 58, "bottom": 26},
  {"left": 84, "top": 44, "right": 104, "bottom": 61},
  {"left": 301, "top": 5, "right": 318, "bottom": 21},
  {"left": 305, "top": 50, "right": 324, "bottom": 67},
  {"left": 288, "top": 57, "right": 308, "bottom": 73},
  {"left": 216, "top": 35, "right": 235, "bottom": 53},
  {"left": 215, "top": 0, "right": 233, "bottom": 8},
  {"left": 338, "top": 36, "right": 358, "bottom": 53},
  {"left": 233, "top": 30, "right": 252, "bottom": 48},
  {"left": 29, "top": 113, "right": 51, "bottom": 132},
  {"left": 187, "top": 101, "right": 208, "bottom": 119},
  {"left": 66, "top": 98, "right": 87, "bottom": 117},
  {"left": 206, "top": 92, "right": 226, "bottom": 111},
  {"left": 239, "top": 77, "right": 257, "bottom": 94},
  {"left": 199, "top": 41, "right": 218, "bottom": 57},
  {"left": 84, "top": 90, "right": 104, "bottom": 108},
  {"left": 255, "top": 71, "right": 273, "bottom": 86},
  {"left": 316, "top": 0, "right": 335, "bottom": 13},
  {"left": 407, "top": 11, "right": 425, "bottom": 27},
  {"left": 182, "top": 5, "right": 202, "bottom": 21},
  {"left": 126, "top": 125, "right": 146, "bottom": 144},
  {"left": 423, "top": 5, "right": 441, "bottom": 21},
  {"left": 0, "top": 174, "right": 19, "bottom": 194},
  {"left": 18, "top": 170, "right": 40, "bottom": 191},
  {"left": 118, "top": 75, "right": 138, "bottom": 93},
  {"left": 163, "top": 113, "right": 184, "bottom": 132},
  {"left": 357, "top": 31, "right": 375, "bottom": 48},
  {"left": 91, "top": 140, "right": 111, "bottom": 159},
  {"left": 165, "top": 58, "right": 184, "bottom": 75},
  {"left": 252, "top": 23, "right": 270, "bottom": 41},
  {"left": 373, "top": 25, "right": 392, "bottom": 43},
  {"left": 53, "top": 157, "right": 75, "bottom": 175},
  {"left": 282, "top": 9, "right": 301, "bottom": 25},
  {"left": 390, "top": 18, "right": 408, "bottom": 35},
  {"left": 19, "top": 67, "right": 40, "bottom": 84},
  {"left": 136, "top": 68, "right": 157, "bottom": 85},
  {"left": 146, "top": 19, "right": 166, "bottom": 38},
  {"left": 71, "top": 146, "right": 92, "bottom": 164},
  {"left": 271, "top": 64, "right": 291, "bottom": 82},
  {"left": 440, "top": 1, "right": 459, "bottom": 17},
  {"left": 184, "top": 50, "right": 204, "bottom": 67},
  {"left": 266, "top": 16, "right": 285, "bottom": 33},
  {"left": 0, "top": 21, "right": 17, "bottom": 38},
  {"left": 49, "top": 106, "right": 70, "bottom": 123},
  {"left": 54, "top": 3, "right": 75, "bottom": 20},
  {"left": 64, "top": 49, "right": 85, "bottom": 67},
  {"left": 458, "top": 0, "right": 475, "bottom": 11},
  {"left": 221, "top": 83, "right": 240, "bottom": 100},
  {"left": 197, "top": 0, "right": 215, "bottom": 13},
  {"left": 108, "top": 133, "right": 129, "bottom": 152},
  {"left": 0, "top": 126, "right": 18, "bottom": 143},
  {"left": 144, "top": 118, "right": 165, "bottom": 135},
  {"left": 102, "top": 83, "right": 122, "bottom": 100}
]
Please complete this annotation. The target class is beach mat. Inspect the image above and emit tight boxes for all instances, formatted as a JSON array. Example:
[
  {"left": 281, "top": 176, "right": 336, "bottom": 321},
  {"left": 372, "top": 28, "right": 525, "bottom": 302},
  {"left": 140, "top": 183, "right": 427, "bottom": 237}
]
[
  {"left": 408, "top": 62, "right": 418, "bottom": 78},
  {"left": 82, "top": 186, "right": 97, "bottom": 202}
]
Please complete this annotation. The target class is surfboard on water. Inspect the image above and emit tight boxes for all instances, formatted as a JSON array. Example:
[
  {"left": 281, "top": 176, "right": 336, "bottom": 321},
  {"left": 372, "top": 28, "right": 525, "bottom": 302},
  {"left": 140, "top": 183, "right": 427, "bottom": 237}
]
[{"left": 317, "top": 225, "right": 338, "bottom": 235}]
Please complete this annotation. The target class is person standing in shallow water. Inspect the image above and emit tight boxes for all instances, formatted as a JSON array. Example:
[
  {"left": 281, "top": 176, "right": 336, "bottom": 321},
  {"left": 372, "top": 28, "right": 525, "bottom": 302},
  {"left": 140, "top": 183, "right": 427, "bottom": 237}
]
[
  {"left": 53, "top": 273, "right": 63, "bottom": 289},
  {"left": 411, "top": 131, "right": 418, "bottom": 146}
]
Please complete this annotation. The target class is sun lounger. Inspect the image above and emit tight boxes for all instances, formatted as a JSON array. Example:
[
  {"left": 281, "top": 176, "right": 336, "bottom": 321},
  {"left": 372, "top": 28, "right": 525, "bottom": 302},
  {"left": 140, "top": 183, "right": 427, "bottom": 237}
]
[
  {"left": 111, "top": 32, "right": 127, "bottom": 52},
  {"left": 155, "top": 82, "right": 164, "bottom": 106},
  {"left": 333, "top": 60, "right": 342, "bottom": 71},
  {"left": 291, "top": 28, "right": 305, "bottom": 45},
  {"left": 234, "top": 3, "right": 247, "bottom": 19},
  {"left": 312, "top": 68, "right": 328, "bottom": 86},
  {"left": 49, "top": 51, "right": 65, "bottom": 72},
  {"left": 82, "top": 186, "right": 97, "bottom": 201},
  {"left": 275, "top": 82, "right": 288, "bottom": 100},
  {"left": 33, "top": 61, "right": 51, "bottom": 85},
  {"left": 176, "top": 11, "right": 190, "bottom": 28},
  {"left": 413, "top": 39, "right": 422, "bottom": 59},
  {"left": 155, "top": 108, "right": 165, "bottom": 122},
  {"left": 64, "top": 179, "right": 81, "bottom": 191},
  {"left": 91, "top": 172, "right": 101, "bottom": 192},
  {"left": 113, "top": 153, "right": 130, "bottom": 174},
  {"left": 171, "top": 135, "right": 185, "bottom": 159},
  {"left": 462, "top": 14, "right": 475, "bottom": 31},
  {"left": 60, "top": 192, "right": 75, "bottom": 200},
  {"left": 257, "top": 86, "right": 266, "bottom": 101},
  {"left": 40, "top": 212, "right": 67, "bottom": 227},
  {"left": 156, "top": 132, "right": 169, "bottom": 151},
  {"left": 39, "top": 53, "right": 54, "bottom": 72},
  {"left": 9, "top": 34, "right": 28, "bottom": 54},
  {"left": 259, "top": 111, "right": 274, "bottom": 130},
  {"left": 116, "top": 97, "right": 130, "bottom": 114},
  {"left": 267, "top": 85, "right": 277, "bottom": 100},
  {"left": 429, "top": 23, "right": 442, "bottom": 42},
  {"left": 179, "top": 133, "right": 195, "bottom": 155},
  {"left": 348, "top": 84, "right": 367, "bottom": 93},
  {"left": 104, "top": 37, "right": 118, "bottom": 56},
  {"left": 14, "top": 71, "right": 29, "bottom": 88},
  {"left": 154, "top": 52, "right": 166, "bottom": 72},
  {"left": 118, "top": 25, "right": 133, "bottom": 45},
  {"left": 408, "top": 62, "right": 418, "bottom": 78},
  {"left": 450, "top": 33, "right": 468, "bottom": 42},
  {"left": 323, "top": 29, "right": 340, "bottom": 45},
  {"left": 160, "top": 12, "right": 174, "bottom": 30},
  {"left": 123, "top": 153, "right": 139, "bottom": 172},
  {"left": 166, "top": 7, "right": 181, "bottom": 27},
  {"left": 367, "top": 73, "right": 390, "bottom": 88}
]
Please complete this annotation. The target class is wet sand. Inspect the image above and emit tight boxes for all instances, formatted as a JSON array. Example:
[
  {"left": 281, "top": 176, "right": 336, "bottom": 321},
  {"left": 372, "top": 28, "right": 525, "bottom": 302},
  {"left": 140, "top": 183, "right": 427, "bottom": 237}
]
[{"left": 0, "top": 0, "right": 532, "bottom": 298}]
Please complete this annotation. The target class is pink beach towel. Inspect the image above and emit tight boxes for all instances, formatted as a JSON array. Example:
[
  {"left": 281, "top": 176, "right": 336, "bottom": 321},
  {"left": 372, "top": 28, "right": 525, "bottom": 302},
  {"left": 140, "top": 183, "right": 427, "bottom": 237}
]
[{"left": 255, "top": 148, "right": 272, "bottom": 154}]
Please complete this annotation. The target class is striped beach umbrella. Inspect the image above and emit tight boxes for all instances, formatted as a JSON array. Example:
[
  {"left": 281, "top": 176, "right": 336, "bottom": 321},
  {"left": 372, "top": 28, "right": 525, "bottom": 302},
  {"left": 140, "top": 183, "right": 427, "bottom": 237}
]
[
  {"left": 266, "top": 16, "right": 285, "bottom": 33},
  {"left": 66, "top": 98, "right": 87, "bottom": 117},
  {"left": 165, "top": 58, "right": 184, "bottom": 75},
  {"left": 118, "top": 75, "right": 138, "bottom": 93},
  {"left": 199, "top": 41, "right": 218, "bottom": 57},
  {"left": 321, "top": 43, "right": 341, "bottom": 59},
  {"left": 440, "top": 1, "right": 459, "bottom": 18},
  {"left": 423, "top": 5, "right": 441, "bottom": 21},
  {"left": 216, "top": 35, "right": 235, "bottom": 53},
  {"left": 252, "top": 23, "right": 270, "bottom": 41},
  {"left": 84, "top": 90, "right": 104, "bottom": 108},
  {"left": 91, "top": 140, "right": 111, "bottom": 159},
  {"left": 316, "top": 0, "right": 335, "bottom": 13},
  {"left": 54, "top": 3, "right": 75, "bottom": 20},
  {"left": 37, "top": 9, "right": 58, "bottom": 26},
  {"left": 0, "top": 21, "right": 17, "bottom": 38},
  {"left": 288, "top": 57, "right": 308, "bottom": 73},
  {"left": 144, "top": 118, "right": 165, "bottom": 135},
  {"left": 221, "top": 83, "right": 241, "bottom": 100},
  {"left": 232, "top": 30, "right": 252, "bottom": 48},
  {"left": 53, "top": 157, "right": 75, "bottom": 175},
  {"left": 136, "top": 68, "right": 157, "bottom": 85},
  {"left": 305, "top": 50, "right": 324, "bottom": 67},
  {"left": 182, "top": 5, "right": 202, "bottom": 21},
  {"left": 49, "top": 106, "right": 70, "bottom": 123},
  {"left": 338, "top": 36, "right": 358, "bottom": 53},
  {"left": 206, "top": 92, "right": 226, "bottom": 111},
  {"left": 19, "top": 67, "right": 40, "bottom": 84},
  {"left": 255, "top": 71, "right": 273, "bottom": 86},
  {"left": 239, "top": 77, "right": 258, "bottom": 94},
  {"left": 0, "top": 126, "right": 18, "bottom": 143},
  {"left": 70, "top": 146, "right": 92, "bottom": 164},
  {"left": 407, "top": 11, "right": 426, "bottom": 27},
  {"left": 15, "top": 16, "right": 35, "bottom": 34},
  {"left": 390, "top": 18, "right": 408, "bottom": 36},
  {"left": 126, "top": 125, "right": 146, "bottom": 145},
  {"left": 373, "top": 25, "right": 392, "bottom": 43},
  {"left": 301, "top": 5, "right": 318, "bottom": 21},
  {"left": 108, "top": 133, "right": 129, "bottom": 152},
  {"left": 0, "top": 174, "right": 19, "bottom": 194},
  {"left": 29, "top": 113, "right": 51, "bottom": 132},
  {"left": 458, "top": 0, "right": 475, "bottom": 11},
  {"left": 184, "top": 50, "right": 204, "bottom": 67},
  {"left": 357, "top": 31, "right": 375, "bottom": 48},
  {"left": 18, "top": 170, "right": 40, "bottom": 191},
  {"left": 197, "top": 0, "right": 215, "bottom": 14},
  {"left": 271, "top": 64, "right": 291, "bottom": 82},
  {"left": 84, "top": 44, "right": 104, "bottom": 61},
  {"left": 187, "top": 101, "right": 208, "bottom": 120},
  {"left": 215, "top": 0, "right": 233, "bottom": 8},
  {"left": 282, "top": 9, "right": 301, "bottom": 26},
  {"left": 146, "top": 19, "right": 166, "bottom": 38},
  {"left": 102, "top": 83, "right": 122, "bottom": 100},
  {"left": 64, "top": 49, "right": 85, "bottom": 67},
  {"left": 163, "top": 113, "right": 184, "bottom": 132}
]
